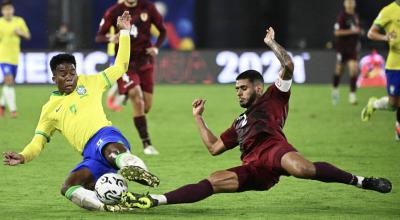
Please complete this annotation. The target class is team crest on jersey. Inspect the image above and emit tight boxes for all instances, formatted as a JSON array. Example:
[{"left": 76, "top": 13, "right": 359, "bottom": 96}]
[
  {"left": 140, "top": 12, "right": 148, "bottom": 22},
  {"left": 76, "top": 85, "right": 87, "bottom": 96}
]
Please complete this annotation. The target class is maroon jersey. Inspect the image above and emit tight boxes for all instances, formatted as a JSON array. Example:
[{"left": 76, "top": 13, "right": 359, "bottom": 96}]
[
  {"left": 334, "top": 11, "right": 361, "bottom": 53},
  {"left": 96, "top": 0, "right": 166, "bottom": 58},
  {"left": 220, "top": 84, "right": 290, "bottom": 160}
]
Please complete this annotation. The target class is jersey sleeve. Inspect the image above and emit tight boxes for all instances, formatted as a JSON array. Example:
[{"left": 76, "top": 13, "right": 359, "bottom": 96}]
[
  {"left": 96, "top": 9, "right": 115, "bottom": 43},
  {"left": 90, "top": 30, "right": 130, "bottom": 91},
  {"left": 373, "top": 8, "right": 390, "bottom": 29},
  {"left": 334, "top": 13, "right": 345, "bottom": 30},
  {"left": 19, "top": 18, "right": 30, "bottom": 35},
  {"left": 19, "top": 104, "right": 56, "bottom": 162},
  {"left": 149, "top": 3, "right": 166, "bottom": 48},
  {"left": 220, "top": 123, "right": 238, "bottom": 149},
  {"left": 268, "top": 79, "right": 291, "bottom": 104}
]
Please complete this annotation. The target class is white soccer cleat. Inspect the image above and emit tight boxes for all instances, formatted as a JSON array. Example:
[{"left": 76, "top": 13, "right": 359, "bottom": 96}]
[
  {"left": 144, "top": 145, "right": 159, "bottom": 155},
  {"left": 349, "top": 93, "right": 357, "bottom": 105}
]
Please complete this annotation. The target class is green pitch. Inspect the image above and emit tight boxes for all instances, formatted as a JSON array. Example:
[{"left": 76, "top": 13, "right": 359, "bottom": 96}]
[{"left": 0, "top": 84, "right": 399, "bottom": 220}]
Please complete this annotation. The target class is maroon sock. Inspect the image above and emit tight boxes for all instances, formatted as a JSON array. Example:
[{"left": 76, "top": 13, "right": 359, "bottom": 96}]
[
  {"left": 313, "top": 162, "right": 356, "bottom": 185},
  {"left": 133, "top": 116, "right": 151, "bottom": 146},
  {"left": 350, "top": 76, "right": 357, "bottom": 92},
  {"left": 397, "top": 108, "right": 400, "bottom": 124},
  {"left": 164, "top": 179, "right": 214, "bottom": 204},
  {"left": 333, "top": 75, "right": 341, "bottom": 88}
]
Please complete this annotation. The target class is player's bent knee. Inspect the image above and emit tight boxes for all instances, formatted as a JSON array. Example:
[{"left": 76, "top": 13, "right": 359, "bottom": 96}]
[{"left": 291, "top": 164, "right": 316, "bottom": 179}]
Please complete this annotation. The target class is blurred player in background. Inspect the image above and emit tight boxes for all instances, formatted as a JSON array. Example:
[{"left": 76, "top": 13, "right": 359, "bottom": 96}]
[
  {"left": 332, "top": 0, "right": 361, "bottom": 105},
  {"left": 121, "top": 28, "right": 392, "bottom": 210},
  {"left": 3, "top": 12, "right": 159, "bottom": 212},
  {"left": 96, "top": 0, "right": 166, "bottom": 155},
  {"left": 361, "top": 0, "right": 400, "bottom": 140},
  {"left": 0, "top": 0, "right": 30, "bottom": 118}
]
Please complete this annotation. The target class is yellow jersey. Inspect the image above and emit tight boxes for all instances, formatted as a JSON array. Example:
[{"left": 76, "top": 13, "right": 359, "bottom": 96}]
[
  {"left": 20, "top": 30, "right": 130, "bottom": 162},
  {"left": 107, "top": 26, "right": 116, "bottom": 56},
  {"left": 0, "top": 16, "right": 30, "bottom": 65},
  {"left": 373, "top": 2, "right": 400, "bottom": 70}
]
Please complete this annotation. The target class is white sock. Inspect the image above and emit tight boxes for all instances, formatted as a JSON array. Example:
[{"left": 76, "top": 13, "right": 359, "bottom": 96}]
[
  {"left": 115, "top": 152, "right": 148, "bottom": 171},
  {"left": 356, "top": 176, "right": 365, "bottom": 188},
  {"left": 373, "top": 96, "right": 389, "bottom": 110},
  {"left": 0, "top": 86, "right": 6, "bottom": 106},
  {"left": 65, "top": 186, "right": 104, "bottom": 211},
  {"left": 3, "top": 85, "right": 16, "bottom": 112},
  {"left": 113, "top": 94, "right": 125, "bottom": 106},
  {"left": 107, "top": 84, "right": 118, "bottom": 98},
  {"left": 150, "top": 194, "right": 167, "bottom": 205}
]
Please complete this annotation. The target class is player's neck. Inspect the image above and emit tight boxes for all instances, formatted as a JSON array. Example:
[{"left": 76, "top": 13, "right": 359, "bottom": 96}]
[
  {"left": 4, "top": 16, "right": 13, "bottom": 21},
  {"left": 123, "top": 1, "right": 137, "bottom": 8},
  {"left": 344, "top": 9, "right": 355, "bottom": 15}
]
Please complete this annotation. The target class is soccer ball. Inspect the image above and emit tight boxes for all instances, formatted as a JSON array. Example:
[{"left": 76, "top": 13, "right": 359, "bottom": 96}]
[{"left": 95, "top": 173, "right": 128, "bottom": 205}]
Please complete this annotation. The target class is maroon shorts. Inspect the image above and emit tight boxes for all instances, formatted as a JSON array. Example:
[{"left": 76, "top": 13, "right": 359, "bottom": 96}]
[
  {"left": 336, "top": 51, "right": 358, "bottom": 64},
  {"left": 227, "top": 143, "right": 297, "bottom": 192},
  {"left": 117, "top": 57, "right": 155, "bottom": 94}
]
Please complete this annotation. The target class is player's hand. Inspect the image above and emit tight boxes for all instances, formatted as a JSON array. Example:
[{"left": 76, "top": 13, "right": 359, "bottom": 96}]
[
  {"left": 192, "top": 98, "right": 206, "bottom": 117},
  {"left": 117, "top": 11, "right": 131, "bottom": 31},
  {"left": 264, "top": 27, "right": 275, "bottom": 46},
  {"left": 387, "top": 31, "right": 397, "bottom": 42},
  {"left": 3, "top": 151, "right": 25, "bottom": 166},
  {"left": 108, "top": 33, "right": 119, "bottom": 44},
  {"left": 146, "top": 47, "right": 159, "bottom": 56}
]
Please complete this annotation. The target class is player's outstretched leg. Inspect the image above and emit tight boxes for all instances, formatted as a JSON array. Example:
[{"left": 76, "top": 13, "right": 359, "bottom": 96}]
[
  {"left": 103, "top": 143, "right": 160, "bottom": 187},
  {"left": 281, "top": 152, "right": 392, "bottom": 193},
  {"left": 121, "top": 171, "right": 236, "bottom": 209}
]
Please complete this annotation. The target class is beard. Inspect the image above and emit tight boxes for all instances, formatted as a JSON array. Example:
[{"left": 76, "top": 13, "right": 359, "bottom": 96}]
[{"left": 239, "top": 92, "right": 257, "bottom": 108}]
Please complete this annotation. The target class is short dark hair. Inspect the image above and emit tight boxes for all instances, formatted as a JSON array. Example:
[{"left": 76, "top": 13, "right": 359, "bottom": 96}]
[
  {"left": 236, "top": 70, "right": 264, "bottom": 84},
  {"left": 50, "top": 53, "right": 76, "bottom": 73},
  {"left": 1, "top": 0, "right": 13, "bottom": 8}
]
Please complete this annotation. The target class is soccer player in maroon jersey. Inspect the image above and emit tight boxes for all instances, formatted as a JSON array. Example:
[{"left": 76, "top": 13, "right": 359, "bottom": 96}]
[
  {"left": 96, "top": 0, "right": 166, "bottom": 155},
  {"left": 120, "top": 27, "right": 392, "bottom": 209},
  {"left": 332, "top": 0, "right": 361, "bottom": 105}
]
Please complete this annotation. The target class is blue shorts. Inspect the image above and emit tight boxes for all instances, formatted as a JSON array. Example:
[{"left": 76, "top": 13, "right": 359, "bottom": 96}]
[
  {"left": 0, "top": 63, "right": 18, "bottom": 78},
  {"left": 71, "top": 126, "right": 131, "bottom": 182},
  {"left": 386, "top": 69, "right": 400, "bottom": 96}
]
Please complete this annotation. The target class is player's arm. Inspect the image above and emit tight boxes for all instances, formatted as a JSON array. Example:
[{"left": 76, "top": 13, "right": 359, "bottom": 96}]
[
  {"left": 368, "top": 9, "right": 396, "bottom": 42},
  {"left": 334, "top": 27, "right": 361, "bottom": 36},
  {"left": 264, "top": 27, "right": 294, "bottom": 81},
  {"left": 3, "top": 105, "right": 54, "bottom": 166},
  {"left": 101, "top": 11, "right": 131, "bottom": 84},
  {"left": 145, "top": 4, "right": 167, "bottom": 56},
  {"left": 192, "top": 99, "right": 228, "bottom": 156},
  {"left": 15, "top": 18, "right": 31, "bottom": 40},
  {"left": 367, "top": 24, "right": 396, "bottom": 42},
  {"left": 95, "top": 11, "right": 116, "bottom": 43}
]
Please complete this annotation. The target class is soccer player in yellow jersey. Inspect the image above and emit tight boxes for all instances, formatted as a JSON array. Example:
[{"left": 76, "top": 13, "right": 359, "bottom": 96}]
[
  {"left": 0, "top": 0, "right": 30, "bottom": 118},
  {"left": 3, "top": 11, "right": 159, "bottom": 212},
  {"left": 361, "top": 0, "right": 400, "bottom": 140}
]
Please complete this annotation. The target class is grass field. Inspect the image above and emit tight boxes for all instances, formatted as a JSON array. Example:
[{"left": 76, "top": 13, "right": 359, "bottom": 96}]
[{"left": 0, "top": 84, "right": 399, "bottom": 220}]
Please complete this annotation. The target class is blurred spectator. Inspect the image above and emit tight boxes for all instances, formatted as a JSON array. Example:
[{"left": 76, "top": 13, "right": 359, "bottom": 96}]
[{"left": 49, "top": 23, "right": 75, "bottom": 51}]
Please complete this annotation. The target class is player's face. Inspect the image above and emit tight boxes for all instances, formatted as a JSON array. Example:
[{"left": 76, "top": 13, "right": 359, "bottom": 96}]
[
  {"left": 235, "top": 79, "right": 258, "bottom": 108},
  {"left": 1, "top": 5, "right": 14, "bottom": 18},
  {"left": 344, "top": 0, "right": 355, "bottom": 12},
  {"left": 124, "top": 0, "right": 137, "bottom": 6},
  {"left": 52, "top": 63, "right": 78, "bottom": 95}
]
